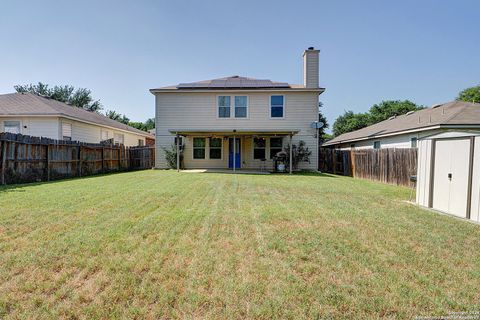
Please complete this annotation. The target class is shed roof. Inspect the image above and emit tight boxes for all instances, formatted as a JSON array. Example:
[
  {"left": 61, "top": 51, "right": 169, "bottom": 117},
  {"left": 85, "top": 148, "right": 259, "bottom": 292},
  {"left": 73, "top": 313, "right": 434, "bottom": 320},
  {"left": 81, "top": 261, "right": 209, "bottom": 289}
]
[
  {"left": 323, "top": 101, "right": 480, "bottom": 146},
  {"left": 0, "top": 92, "right": 152, "bottom": 137}
]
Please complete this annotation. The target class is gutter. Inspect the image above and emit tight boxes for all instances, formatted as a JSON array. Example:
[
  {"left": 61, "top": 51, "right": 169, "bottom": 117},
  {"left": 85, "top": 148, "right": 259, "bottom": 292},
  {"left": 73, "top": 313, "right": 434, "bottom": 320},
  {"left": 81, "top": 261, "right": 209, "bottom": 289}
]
[{"left": 149, "top": 88, "right": 325, "bottom": 94}]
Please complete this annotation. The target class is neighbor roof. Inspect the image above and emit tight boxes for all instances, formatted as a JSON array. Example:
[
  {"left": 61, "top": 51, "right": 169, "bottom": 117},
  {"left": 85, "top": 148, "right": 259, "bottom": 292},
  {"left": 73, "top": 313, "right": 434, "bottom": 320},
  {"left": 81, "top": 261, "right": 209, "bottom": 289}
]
[
  {"left": 0, "top": 92, "right": 152, "bottom": 137},
  {"left": 323, "top": 100, "right": 480, "bottom": 146},
  {"left": 150, "top": 75, "right": 321, "bottom": 92}
]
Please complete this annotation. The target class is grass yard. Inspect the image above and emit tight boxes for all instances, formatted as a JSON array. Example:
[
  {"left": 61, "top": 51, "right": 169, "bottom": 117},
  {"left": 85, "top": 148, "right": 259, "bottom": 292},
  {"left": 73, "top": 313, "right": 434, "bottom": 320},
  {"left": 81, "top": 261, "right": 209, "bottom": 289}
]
[{"left": 1, "top": 171, "right": 480, "bottom": 319}]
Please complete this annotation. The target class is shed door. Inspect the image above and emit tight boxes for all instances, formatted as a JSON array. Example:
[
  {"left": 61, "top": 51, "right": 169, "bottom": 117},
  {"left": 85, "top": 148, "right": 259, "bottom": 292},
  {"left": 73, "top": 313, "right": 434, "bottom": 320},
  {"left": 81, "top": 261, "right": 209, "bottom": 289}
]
[{"left": 432, "top": 139, "right": 471, "bottom": 218}]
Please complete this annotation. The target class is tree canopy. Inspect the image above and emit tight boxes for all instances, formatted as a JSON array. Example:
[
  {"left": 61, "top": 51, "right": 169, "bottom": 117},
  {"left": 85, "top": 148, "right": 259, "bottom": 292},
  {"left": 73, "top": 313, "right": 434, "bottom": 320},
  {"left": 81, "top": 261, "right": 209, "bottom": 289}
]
[
  {"left": 15, "top": 82, "right": 102, "bottom": 112},
  {"left": 332, "top": 100, "right": 424, "bottom": 137},
  {"left": 457, "top": 85, "right": 480, "bottom": 103}
]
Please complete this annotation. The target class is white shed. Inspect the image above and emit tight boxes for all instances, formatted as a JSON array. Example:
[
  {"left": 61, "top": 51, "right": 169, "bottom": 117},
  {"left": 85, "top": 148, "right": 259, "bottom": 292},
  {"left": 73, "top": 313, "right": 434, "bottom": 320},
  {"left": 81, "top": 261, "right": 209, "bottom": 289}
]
[{"left": 416, "top": 131, "right": 480, "bottom": 222}]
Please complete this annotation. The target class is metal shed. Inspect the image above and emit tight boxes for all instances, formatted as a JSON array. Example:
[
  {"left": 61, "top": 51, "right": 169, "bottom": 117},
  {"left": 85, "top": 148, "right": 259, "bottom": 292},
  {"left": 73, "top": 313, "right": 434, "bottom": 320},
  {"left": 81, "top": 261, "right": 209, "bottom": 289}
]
[{"left": 416, "top": 131, "right": 480, "bottom": 222}]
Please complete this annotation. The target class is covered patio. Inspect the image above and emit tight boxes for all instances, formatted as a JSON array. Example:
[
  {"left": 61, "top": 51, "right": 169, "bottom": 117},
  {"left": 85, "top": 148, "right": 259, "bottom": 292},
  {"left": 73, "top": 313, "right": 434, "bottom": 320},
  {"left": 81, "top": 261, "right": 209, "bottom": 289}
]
[{"left": 168, "top": 129, "right": 300, "bottom": 174}]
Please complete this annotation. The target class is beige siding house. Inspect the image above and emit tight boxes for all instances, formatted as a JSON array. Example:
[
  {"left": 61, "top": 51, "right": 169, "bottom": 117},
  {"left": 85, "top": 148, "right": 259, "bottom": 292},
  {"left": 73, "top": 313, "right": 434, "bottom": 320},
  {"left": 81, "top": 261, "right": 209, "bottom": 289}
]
[
  {"left": 151, "top": 48, "right": 325, "bottom": 171},
  {"left": 0, "top": 92, "right": 152, "bottom": 146}
]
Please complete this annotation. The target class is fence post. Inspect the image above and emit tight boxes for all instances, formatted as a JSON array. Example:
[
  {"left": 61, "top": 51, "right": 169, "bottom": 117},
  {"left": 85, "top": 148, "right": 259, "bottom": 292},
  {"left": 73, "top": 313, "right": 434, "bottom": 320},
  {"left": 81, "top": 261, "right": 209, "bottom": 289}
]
[
  {"left": 78, "top": 146, "right": 82, "bottom": 177},
  {"left": 351, "top": 150, "right": 356, "bottom": 178},
  {"left": 46, "top": 144, "right": 50, "bottom": 181},
  {"left": 1, "top": 141, "right": 6, "bottom": 185}
]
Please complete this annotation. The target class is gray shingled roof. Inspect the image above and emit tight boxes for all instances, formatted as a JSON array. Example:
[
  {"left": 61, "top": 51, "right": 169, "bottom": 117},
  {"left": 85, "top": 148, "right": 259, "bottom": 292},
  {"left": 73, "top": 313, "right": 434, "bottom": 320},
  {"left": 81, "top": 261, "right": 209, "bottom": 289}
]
[
  {"left": 0, "top": 92, "right": 151, "bottom": 137},
  {"left": 323, "top": 100, "right": 480, "bottom": 146},
  {"left": 151, "top": 75, "right": 310, "bottom": 90}
]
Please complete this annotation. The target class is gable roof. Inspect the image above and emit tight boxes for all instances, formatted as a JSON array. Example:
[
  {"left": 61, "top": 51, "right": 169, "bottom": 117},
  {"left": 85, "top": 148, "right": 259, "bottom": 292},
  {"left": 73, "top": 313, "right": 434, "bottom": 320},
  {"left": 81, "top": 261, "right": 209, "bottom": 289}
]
[
  {"left": 150, "top": 75, "right": 321, "bottom": 92},
  {"left": 323, "top": 100, "right": 480, "bottom": 146},
  {"left": 0, "top": 92, "right": 152, "bottom": 137}
]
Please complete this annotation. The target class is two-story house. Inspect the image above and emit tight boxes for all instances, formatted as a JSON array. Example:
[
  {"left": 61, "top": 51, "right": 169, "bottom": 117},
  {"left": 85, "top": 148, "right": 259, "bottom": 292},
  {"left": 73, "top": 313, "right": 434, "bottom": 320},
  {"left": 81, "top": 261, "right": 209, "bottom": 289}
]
[{"left": 150, "top": 47, "right": 324, "bottom": 172}]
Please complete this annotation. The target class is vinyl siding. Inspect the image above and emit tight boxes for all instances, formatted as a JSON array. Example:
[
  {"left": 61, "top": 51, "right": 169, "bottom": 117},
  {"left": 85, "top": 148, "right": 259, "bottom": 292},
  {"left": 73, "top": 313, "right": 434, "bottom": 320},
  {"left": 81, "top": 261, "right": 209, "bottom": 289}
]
[
  {"left": 304, "top": 52, "right": 319, "bottom": 88},
  {"left": 0, "top": 117, "right": 60, "bottom": 139},
  {"left": 0, "top": 116, "right": 146, "bottom": 146},
  {"left": 155, "top": 91, "right": 319, "bottom": 170}
]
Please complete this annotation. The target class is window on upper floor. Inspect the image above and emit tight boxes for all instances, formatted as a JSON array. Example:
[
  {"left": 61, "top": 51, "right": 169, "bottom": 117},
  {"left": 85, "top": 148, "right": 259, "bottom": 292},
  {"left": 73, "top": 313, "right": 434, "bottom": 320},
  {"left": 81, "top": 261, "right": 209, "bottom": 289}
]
[
  {"left": 218, "top": 96, "right": 231, "bottom": 118},
  {"left": 235, "top": 96, "right": 248, "bottom": 118},
  {"left": 271, "top": 95, "right": 284, "bottom": 118},
  {"left": 373, "top": 141, "right": 381, "bottom": 149},
  {"left": 3, "top": 121, "right": 20, "bottom": 134}
]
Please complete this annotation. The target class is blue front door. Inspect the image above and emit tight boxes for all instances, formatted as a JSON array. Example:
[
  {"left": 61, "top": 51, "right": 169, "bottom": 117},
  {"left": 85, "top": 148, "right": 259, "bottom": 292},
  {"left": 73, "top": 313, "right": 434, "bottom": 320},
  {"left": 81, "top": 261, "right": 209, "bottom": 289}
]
[{"left": 228, "top": 138, "right": 241, "bottom": 168}]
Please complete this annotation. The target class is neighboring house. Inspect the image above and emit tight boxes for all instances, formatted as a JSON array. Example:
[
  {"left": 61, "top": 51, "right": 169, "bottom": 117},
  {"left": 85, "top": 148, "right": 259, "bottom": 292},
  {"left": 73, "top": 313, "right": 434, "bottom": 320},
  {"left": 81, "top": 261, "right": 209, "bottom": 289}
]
[
  {"left": 0, "top": 92, "right": 153, "bottom": 146},
  {"left": 323, "top": 100, "right": 480, "bottom": 149},
  {"left": 150, "top": 47, "right": 325, "bottom": 171}
]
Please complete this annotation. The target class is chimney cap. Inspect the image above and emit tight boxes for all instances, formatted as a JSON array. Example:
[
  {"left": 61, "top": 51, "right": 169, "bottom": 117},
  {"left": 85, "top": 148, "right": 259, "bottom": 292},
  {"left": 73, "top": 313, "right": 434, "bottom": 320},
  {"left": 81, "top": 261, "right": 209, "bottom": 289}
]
[{"left": 308, "top": 46, "right": 315, "bottom": 50}]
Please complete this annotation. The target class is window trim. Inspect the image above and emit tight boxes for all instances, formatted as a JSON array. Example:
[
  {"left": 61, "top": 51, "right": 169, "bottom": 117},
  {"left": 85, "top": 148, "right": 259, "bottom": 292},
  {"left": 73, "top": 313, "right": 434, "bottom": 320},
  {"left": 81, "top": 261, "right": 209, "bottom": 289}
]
[
  {"left": 269, "top": 137, "right": 283, "bottom": 159},
  {"left": 253, "top": 137, "right": 267, "bottom": 160},
  {"left": 209, "top": 137, "right": 223, "bottom": 160},
  {"left": 217, "top": 95, "right": 231, "bottom": 118},
  {"left": 192, "top": 137, "right": 206, "bottom": 160},
  {"left": 114, "top": 132, "right": 125, "bottom": 145},
  {"left": 216, "top": 95, "right": 249, "bottom": 119},
  {"left": 61, "top": 122, "right": 72, "bottom": 141},
  {"left": 3, "top": 120, "right": 21, "bottom": 134},
  {"left": 410, "top": 137, "right": 418, "bottom": 148},
  {"left": 269, "top": 95, "right": 285, "bottom": 119}
]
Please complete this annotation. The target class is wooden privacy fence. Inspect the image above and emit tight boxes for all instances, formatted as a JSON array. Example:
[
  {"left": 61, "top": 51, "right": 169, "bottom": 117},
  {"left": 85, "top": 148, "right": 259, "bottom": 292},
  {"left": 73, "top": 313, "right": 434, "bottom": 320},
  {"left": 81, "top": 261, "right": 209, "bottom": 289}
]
[
  {"left": 0, "top": 133, "right": 155, "bottom": 185},
  {"left": 319, "top": 147, "right": 417, "bottom": 187}
]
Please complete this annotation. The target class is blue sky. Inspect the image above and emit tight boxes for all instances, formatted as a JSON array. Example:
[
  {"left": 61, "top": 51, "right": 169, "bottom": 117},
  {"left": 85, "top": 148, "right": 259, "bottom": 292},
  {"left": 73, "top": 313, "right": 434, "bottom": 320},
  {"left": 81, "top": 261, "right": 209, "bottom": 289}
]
[{"left": 1, "top": 0, "right": 478, "bottom": 131}]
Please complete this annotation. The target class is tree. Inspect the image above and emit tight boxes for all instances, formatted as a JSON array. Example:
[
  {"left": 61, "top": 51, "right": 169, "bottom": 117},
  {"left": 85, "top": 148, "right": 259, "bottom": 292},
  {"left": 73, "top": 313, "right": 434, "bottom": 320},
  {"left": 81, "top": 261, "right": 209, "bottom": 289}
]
[
  {"left": 105, "top": 110, "right": 130, "bottom": 124},
  {"left": 332, "top": 111, "right": 370, "bottom": 137},
  {"left": 14, "top": 82, "right": 103, "bottom": 112},
  {"left": 332, "top": 100, "right": 424, "bottom": 137},
  {"left": 457, "top": 85, "right": 480, "bottom": 103},
  {"left": 318, "top": 101, "right": 329, "bottom": 142},
  {"left": 368, "top": 100, "right": 423, "bottom": 124}
]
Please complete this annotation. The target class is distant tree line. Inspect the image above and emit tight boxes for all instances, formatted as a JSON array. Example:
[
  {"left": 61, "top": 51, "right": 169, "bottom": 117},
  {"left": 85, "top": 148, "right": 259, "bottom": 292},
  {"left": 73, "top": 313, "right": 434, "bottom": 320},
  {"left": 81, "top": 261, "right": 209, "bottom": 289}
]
[
  {"left": 330, "top": 85, "right": 480, "bottom": 137},
  {"left": 14, "top": 82, "right": 154, "bottom": 132}
]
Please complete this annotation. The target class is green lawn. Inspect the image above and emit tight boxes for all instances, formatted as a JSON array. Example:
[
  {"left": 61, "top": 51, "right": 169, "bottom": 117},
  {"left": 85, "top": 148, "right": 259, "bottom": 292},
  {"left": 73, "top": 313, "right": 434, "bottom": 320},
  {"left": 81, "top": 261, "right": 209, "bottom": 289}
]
[{"left": 0, "top": 171, "right": 479, "bottom": 319}]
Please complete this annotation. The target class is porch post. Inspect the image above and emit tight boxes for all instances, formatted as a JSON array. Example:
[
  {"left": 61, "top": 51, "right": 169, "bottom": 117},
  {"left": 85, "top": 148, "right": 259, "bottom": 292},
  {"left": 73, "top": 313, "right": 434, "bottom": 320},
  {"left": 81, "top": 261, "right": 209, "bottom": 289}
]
[
  {"left": 176, "top": 133, "right": 180, "bottom": 172},
  {"left": 233, "top": 135, "right": 236, "bottom": 173},
  {"left": 289, "top": 134, "right": 293, "bottom": 174}
]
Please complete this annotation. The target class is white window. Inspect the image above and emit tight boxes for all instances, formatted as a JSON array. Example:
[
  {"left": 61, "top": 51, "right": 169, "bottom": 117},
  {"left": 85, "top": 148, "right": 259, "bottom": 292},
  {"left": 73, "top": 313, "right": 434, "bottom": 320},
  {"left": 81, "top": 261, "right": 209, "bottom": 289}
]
[
  {"left": 62, "top": 122, "right": 72, "bottom": 141},
  {"left": 218, "top": 96, "right": 231, "bottom": 118},
  {"left": 101, "top": 130, "right": 109, "bottom": 141},
  {"left": 209, "top": 138, "right": 222, "bottom": 159},
  {"left": 234, "top": 96, "right": 248, "bottom": 118},
  {"left": 269, "top": 137, "right": 283, "bottom": 159},
  {"left": 4, "top": 121, "right": 20, "bottom": 134},
  {"left": 114, "top": 133, "right": 124, "bottom": 145},
  {"left": 373, "top": 141, "right": 381, "bottom": 149},
  {"left": 218, "top": 96, "right": 248, "bottom": 118},
  {"left": 270, "top": 95, "right": 284, "bottom": 118},
  {"left": 410, "top": 137, "right": 418, "bottom": 148},
  {"left": 193, "top": 137, "right": 206, "bottom": 159},
  {"left": 253, "top": 138, "right": 266, "bottom": 159}
]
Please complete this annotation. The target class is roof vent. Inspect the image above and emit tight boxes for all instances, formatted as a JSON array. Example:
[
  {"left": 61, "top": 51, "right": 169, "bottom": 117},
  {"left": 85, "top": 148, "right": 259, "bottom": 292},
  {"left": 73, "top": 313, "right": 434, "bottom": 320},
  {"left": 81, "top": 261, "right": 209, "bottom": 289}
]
[
  {"left": 432, "top": 103, "right": 442, "bottom": 109},
  {"left": 406, "top": 111, "right": 415, "bottom": 116},
  {"left": 388, "top": 115, "right": 396, "bottom": 120}
]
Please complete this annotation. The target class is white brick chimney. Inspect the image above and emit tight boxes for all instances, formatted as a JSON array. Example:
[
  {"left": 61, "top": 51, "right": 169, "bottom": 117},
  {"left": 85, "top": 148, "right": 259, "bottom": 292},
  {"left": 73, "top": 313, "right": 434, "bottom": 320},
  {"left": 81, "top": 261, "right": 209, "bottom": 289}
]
[{"left": 303, "top": 47, "right": 320, "bottom": 88}]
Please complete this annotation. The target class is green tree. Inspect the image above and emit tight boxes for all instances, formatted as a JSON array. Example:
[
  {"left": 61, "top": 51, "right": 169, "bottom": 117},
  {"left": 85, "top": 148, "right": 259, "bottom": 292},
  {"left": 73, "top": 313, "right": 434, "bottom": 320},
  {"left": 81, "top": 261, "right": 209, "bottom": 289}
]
[
  {"left": 14, "top": 82, "right": 103, "bottom": 112},
  {"left": 457, "top": 85, "right": 480, "bottom": 103},
  {"left": 332, "top": 111, "right": 370, "bottom": 137},
  {"left": 105, "top": 110, "right": 130, "bottom": 125},
  {"left": 368, "top": 100, "right": 423, "bottom": 124}
]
